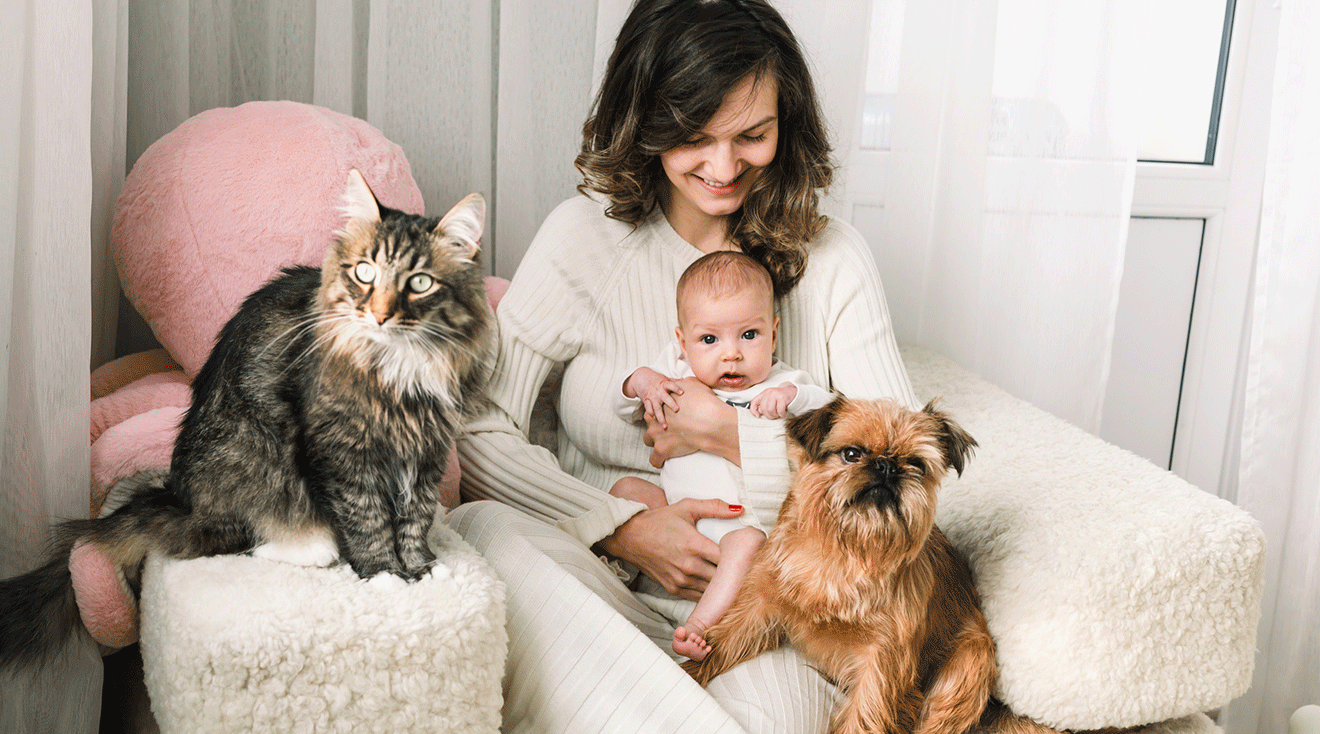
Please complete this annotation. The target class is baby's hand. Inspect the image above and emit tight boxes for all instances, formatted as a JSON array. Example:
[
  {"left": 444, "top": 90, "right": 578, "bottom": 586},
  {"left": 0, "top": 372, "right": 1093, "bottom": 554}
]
[
  {"left": 625, "top": 367, "right": 684, "bottom": 428},
  {"left": 749, "top": 383, "right": 798, "bottom": 419}
]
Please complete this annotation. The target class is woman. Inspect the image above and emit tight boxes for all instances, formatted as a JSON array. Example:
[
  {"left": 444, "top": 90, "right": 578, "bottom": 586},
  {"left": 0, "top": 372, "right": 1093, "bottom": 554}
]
[{"left": 451, "top": 1, "right": 915, "bottom": 731}]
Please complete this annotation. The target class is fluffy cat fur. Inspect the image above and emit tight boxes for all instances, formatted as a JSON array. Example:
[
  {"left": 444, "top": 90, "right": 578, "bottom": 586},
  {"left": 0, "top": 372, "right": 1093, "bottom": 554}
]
[{"left": 0, "top": 170, "right": 494, "bottom": 672}]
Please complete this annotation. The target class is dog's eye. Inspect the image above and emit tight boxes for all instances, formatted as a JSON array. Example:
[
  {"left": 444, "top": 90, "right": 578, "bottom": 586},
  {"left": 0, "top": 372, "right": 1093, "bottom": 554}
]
[
  {"left": 840, "top": 447, "right": 865, "bottom": 464},
  {"left": 905, "top": 457, "right": 927, "bottom": 475}
]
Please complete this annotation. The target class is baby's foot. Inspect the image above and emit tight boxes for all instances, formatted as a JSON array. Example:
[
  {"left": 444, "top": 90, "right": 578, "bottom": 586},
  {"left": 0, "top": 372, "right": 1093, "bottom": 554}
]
[{"left": 673, "top": 624, "right": 713, "bottom": 661}]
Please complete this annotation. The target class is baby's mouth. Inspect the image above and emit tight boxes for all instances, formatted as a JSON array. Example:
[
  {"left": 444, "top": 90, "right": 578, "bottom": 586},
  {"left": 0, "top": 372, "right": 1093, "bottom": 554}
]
[{"left": 719, "top": 372, "right": 745, "bottom": 388}]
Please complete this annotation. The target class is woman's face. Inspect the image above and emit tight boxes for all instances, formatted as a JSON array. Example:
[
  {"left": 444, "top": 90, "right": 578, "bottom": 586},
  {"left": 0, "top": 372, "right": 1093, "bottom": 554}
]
[{"left": 660, "top": 74, "right": 779, "bottom": 236}]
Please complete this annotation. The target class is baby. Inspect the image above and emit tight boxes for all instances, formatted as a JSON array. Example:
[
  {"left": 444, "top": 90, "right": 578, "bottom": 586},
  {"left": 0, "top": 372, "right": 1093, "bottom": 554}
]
[{"left": 611, "top": 250, "right": 833, "bottom": 660}]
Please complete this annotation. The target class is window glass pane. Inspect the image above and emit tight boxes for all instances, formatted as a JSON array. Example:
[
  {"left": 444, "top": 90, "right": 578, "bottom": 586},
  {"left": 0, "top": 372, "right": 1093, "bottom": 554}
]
[
  {"left": 861, "top": 0, "right": 1232, "bottom": 164},
  {"left": 1113, "top": 0, "right": 1232, "bottom": 163}
]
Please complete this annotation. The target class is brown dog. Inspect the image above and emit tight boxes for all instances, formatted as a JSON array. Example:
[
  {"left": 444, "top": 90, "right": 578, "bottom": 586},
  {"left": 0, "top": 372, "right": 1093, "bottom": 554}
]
[{"left": 683, "top": 397, "right": 1001, "bottom": 734}]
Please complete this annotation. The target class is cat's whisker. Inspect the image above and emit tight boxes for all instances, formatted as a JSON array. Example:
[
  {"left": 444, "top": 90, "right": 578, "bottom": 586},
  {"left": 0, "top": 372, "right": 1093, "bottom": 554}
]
[
  {"left": 257, "top": 312, "right": 327, "bottom": 362},
  {"left": 275, "top": 312, "right": 359, "bottom": 382}
]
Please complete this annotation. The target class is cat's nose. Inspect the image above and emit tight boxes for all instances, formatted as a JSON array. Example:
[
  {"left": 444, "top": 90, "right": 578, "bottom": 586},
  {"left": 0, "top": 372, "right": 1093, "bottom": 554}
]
[{"left": 364, "top": 305, "right": 389, "bottom": 325}]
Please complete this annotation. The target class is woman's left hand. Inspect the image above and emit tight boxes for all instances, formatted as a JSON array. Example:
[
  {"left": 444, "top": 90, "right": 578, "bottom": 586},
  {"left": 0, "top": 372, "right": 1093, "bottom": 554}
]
[{"left": 644, "top": 378, "right": 740, "bottom": 468}]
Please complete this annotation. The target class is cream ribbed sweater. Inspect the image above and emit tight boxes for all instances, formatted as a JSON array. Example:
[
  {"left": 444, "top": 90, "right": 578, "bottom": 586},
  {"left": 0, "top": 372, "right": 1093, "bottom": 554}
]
[{"left": 457, "top": 195, "right": 916, "bottom": 548}]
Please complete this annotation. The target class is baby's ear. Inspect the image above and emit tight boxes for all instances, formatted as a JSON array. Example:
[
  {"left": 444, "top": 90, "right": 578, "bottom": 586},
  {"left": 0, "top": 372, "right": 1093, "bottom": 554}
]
[
  {"left": 784, "top": 397, "right": 847, "bottom": 462},
  {"left": 921, "top": 399, "right": 977, "bottom": 476}
]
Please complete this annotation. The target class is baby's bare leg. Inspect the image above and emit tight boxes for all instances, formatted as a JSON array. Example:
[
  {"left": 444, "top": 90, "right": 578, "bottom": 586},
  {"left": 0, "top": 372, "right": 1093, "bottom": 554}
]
[
  {"left": 674, "top": 526, "right": 767, "bottom": 660},
  {"left": 609, "top": 476, "right": 668, "bottom": 511}
]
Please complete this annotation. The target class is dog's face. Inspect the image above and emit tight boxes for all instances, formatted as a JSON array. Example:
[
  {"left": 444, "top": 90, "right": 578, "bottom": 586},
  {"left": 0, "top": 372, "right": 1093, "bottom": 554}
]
[{"left": 782, "top": 398, "right": 977, "bottom": 559}]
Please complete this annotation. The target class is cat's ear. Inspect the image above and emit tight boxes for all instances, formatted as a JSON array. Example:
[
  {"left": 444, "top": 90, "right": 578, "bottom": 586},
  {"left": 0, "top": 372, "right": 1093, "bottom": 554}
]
[
  {"left": 340, "top": 169, "right": 381, "bottom": 229},
  {"left": 437, "top": 193, "right": 485, "bottom": 261}
]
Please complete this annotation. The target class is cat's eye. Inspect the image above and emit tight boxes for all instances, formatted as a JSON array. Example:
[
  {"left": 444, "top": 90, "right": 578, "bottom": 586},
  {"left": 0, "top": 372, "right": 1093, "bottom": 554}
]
[
  {"left": 840, "top": 447, "right": 865, "bottom": 464},
  {"left": 353, "top": 262, "right": 377, "bottom": 284},
  {"left": 407, "top": 273, "right": 434, "bottom": 294}
]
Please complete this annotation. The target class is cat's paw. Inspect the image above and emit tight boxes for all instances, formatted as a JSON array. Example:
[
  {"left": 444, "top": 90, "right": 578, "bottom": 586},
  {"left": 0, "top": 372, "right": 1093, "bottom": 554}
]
[
  {"left": 366, "top": 571, "right": 407, "bottom": 590},
  {"left": 252, "top": 536, "right": 341, "bottom": 568},
  {"left": 400, "top": 548, "right": 437, "bottom": 581}
]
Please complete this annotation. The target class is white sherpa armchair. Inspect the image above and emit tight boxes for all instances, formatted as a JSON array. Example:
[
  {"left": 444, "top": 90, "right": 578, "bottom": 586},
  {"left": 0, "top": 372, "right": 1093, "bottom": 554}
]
[
  {"left": 138, "top": 344, "right": 1263, "bottom": 734},
  {"left": 105, "top": 103, "right": 1262, "bottom": 733}
]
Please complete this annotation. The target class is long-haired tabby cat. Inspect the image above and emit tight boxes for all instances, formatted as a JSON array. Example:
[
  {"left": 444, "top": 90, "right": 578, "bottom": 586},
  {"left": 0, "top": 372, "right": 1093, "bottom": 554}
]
[{"left": 0, "top": 170, "right": 494, "bottom": 671}]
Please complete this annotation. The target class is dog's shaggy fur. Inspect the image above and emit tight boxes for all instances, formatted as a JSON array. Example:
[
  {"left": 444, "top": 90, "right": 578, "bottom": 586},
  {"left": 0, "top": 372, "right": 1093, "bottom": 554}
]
[{"left": 683, "top": 397, "right": 1051, "bottom": 734}]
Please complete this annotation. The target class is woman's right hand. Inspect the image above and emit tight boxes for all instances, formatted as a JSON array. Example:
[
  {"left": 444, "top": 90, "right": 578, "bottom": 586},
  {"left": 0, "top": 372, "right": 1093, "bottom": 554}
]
[
  {"left": 597, "top": 499, "right": 745, "bottom": 602},
  {"left": 644, "top": 378, "right": 740, "bottom": 468}
]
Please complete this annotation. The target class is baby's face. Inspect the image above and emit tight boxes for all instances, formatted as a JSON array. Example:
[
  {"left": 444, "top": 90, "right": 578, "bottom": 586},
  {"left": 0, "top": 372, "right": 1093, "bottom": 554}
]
[{"left": 677, "top": 288, "right": 777, "bottom": 392}]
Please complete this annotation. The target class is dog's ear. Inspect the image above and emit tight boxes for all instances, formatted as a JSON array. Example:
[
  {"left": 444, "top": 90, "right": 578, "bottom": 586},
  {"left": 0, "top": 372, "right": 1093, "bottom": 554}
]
[
  {"left": 785, "top": 397, "right": 847, "bottom": 461},
  {"left": 921, "top": 399, "right": 978, "bottom": 476}
]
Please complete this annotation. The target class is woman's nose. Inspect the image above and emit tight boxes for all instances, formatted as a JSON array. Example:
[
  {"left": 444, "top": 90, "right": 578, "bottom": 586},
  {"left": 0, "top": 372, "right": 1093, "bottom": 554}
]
[{"left": 708, "top": 143, "right": 739, "bottom": 183}]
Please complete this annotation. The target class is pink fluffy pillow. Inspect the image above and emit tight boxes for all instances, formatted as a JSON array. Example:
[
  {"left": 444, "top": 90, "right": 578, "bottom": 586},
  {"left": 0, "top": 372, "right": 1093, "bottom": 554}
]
[{"left": 112, "top": 100, "right": 425, "bottom": 377}]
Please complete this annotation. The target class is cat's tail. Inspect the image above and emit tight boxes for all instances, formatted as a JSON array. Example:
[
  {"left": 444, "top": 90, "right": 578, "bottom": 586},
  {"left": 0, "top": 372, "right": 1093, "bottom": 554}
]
[
  {"left": 0, "top": 470, "right": 247, "bottom": 673},
  {"left": 0, "top": 527, "right": 83, "bottom": 674}
]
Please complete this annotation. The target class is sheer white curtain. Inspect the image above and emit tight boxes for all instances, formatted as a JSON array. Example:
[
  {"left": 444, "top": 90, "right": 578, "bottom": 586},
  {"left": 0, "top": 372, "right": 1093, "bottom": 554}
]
[
  {"left": 792, "top": 0, "right": 1136, "bottom": 433},
  {"left": 1221, "top": 0, "right": 1320, "bottom": 731},
  {"left": 2, "top": 0, "right": 125, "bottom": 729},
  {"left": 114, "top": 0, "right": 596, "bottom": 352}
]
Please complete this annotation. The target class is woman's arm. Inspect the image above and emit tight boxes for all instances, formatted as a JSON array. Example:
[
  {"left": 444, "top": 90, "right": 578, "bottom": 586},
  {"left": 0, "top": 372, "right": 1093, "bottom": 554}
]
[
  {"left": 459, "top": 325, "right": 651, "bottom": 546},
  {"left": 643, "top": 378, "right": 740, "bottom": 466},
  {"left": 812, "top": 224, "right": 917, "bottom": 406}
]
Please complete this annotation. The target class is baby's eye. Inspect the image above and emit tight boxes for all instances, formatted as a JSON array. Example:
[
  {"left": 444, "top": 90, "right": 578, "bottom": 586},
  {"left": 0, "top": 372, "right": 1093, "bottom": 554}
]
[
  {"left": 407, "top": 273, "right": 434, "bottom": 294},
  {"left": 741, "top": 329, "right": 759, "bottom": 340},
  {"left": 700, "top": 334, "right": 717, "bottom": 345},
  {"left": 840, "top": 447, "right": 865, "bottom": 464},
  {"left": 353, "top": 262, "right": 377, "bottom": 284}
]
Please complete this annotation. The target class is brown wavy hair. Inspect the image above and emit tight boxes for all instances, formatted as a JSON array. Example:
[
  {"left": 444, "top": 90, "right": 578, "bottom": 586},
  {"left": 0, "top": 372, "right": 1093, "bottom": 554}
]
[{"left": 575, "top": 0, "right": 834, "bottom": 297}]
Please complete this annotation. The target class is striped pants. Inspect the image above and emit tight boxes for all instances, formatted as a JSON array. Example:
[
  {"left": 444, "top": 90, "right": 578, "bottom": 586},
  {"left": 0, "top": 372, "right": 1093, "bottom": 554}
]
[{"left": 447, "top": 501, "right": 838, "bottom": 734}]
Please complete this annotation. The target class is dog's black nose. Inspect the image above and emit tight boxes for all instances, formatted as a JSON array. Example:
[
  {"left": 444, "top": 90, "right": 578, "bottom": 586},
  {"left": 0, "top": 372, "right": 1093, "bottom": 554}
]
[
  {"left": 872, "top": 458, "right": 898, "bottom": 483},
  {"left": 856, "top": 459, "right": 902, "bottom": 510}
]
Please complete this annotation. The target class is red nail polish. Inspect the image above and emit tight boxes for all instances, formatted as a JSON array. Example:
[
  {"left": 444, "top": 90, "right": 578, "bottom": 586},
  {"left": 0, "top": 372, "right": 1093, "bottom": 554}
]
[{"left": 729, "top": 504, "right": 743, "bottom": 511}]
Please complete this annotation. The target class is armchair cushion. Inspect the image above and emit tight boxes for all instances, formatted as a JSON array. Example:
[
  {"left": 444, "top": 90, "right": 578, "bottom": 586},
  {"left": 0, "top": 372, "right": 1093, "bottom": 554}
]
[
  {"left": 904, "top": 345, "right": 1264, "bottom": 730},
  {"left": 139, "top": 520, "right": 506, "bottom": 733}
]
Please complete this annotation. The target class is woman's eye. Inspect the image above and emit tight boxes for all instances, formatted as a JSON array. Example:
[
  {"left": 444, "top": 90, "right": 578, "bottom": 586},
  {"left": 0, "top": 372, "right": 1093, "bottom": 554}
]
[
  {"left": 841, "top": 447, "right": 864, "bottom": 464},
  {"left": 700, "top": 334, "right": 717, "bottom": 345},
  {"left": 407, "top": 273, "right": 434, "bottom": 293},
  {"left": 353, "top": 262, "right": 376, "bottom": 284},
  {"left": 741, "top": 133, "right": 767, "bottom": 143}
]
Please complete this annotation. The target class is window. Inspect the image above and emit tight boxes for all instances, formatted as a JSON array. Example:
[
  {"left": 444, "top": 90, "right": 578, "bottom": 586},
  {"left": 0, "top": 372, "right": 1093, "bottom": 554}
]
[{"left": 862, "top": 0, "right": 1236, "bottom": 164}]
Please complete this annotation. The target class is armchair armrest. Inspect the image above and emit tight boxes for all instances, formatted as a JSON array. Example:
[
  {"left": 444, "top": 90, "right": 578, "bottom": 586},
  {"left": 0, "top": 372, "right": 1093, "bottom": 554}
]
[{"left": 903, "top": 346, "right": 1264, "bottom": 730}]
